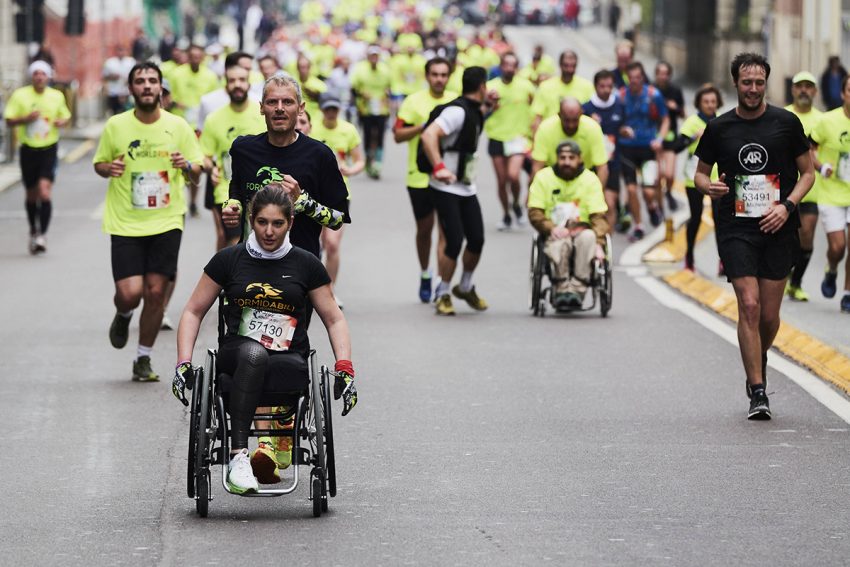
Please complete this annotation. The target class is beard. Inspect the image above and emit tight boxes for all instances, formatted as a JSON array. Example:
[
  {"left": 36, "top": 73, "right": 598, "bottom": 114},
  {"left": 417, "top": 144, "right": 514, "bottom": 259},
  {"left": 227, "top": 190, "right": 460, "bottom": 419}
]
[
  {"left": 554, "top": 165, "right": 578, "bottom": 181},
  {"left": 739, "top": 92, "right": 764, "bottom": 111},
  {"left": 229, "top": 89, "right": 247, "bottom": 104},
  {"left": 133, "top": 93, "right": 160, "bottom": 112}
]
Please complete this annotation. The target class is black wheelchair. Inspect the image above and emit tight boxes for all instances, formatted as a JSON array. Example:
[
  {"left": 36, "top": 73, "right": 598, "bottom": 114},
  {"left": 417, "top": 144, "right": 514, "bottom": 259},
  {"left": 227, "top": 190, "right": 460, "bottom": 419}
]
[
  {"left": 529, "top": 233, "right": 613, "bottom": 317},
  {"left": 187, "top": 304, "right": 336, "bottom": 518}
]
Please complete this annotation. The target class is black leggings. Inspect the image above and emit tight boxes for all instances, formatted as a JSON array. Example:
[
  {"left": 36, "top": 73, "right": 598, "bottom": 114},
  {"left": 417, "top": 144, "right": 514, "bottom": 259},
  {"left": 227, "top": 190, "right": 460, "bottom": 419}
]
[
  {"left": 685, "top": 186, "right": 720, "bottom": 262},
  {"left": 431, "top": 189, "right": 485, "bottom": 260},
  {"left": 218, "top": 338, "right": 269, "bottom": 450},
  {"left": 360, "top": 115, "right": 387, "bottom": 152}
]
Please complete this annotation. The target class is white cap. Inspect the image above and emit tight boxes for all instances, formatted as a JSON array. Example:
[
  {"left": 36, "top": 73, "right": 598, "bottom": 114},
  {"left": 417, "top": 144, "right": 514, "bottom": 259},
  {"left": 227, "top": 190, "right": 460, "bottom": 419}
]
[{"left": 28, "top": 60, "right": 53, "bottom": 79}]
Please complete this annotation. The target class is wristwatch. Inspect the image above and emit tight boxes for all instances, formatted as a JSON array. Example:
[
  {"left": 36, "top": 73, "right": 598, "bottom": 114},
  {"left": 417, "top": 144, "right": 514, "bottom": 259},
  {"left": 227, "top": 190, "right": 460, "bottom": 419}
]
[{"left": 782, "top": 199, "right": 797, "bottom": 214}]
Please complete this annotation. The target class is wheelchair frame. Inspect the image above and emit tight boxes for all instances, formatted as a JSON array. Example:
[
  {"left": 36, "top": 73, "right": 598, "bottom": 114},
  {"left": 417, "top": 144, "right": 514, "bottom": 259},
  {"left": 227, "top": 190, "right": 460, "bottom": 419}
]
[
  {"left": 529, "top": 232, "right": 613, "bottom": 317},
  {"left": 187, "top": 346, "right": 336, "bottom": 518}
]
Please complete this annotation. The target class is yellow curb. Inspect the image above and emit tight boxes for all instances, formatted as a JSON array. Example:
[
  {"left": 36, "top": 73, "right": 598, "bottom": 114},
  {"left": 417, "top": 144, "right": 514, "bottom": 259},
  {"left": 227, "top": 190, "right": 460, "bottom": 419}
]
[
  {"left": 643, "top": 184, "right": 715, "bottom": 264},
  {"left": 62, "top": 139, "right": 96, "bottom": 164},
  {"left": 663, "top": 269, "right": 850, "bottom": 393}
]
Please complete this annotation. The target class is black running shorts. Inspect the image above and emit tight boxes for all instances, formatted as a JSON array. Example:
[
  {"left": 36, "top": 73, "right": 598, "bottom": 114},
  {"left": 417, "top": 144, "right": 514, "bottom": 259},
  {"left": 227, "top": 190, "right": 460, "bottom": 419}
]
[
  {"left": 619, "top": 145, "right": 656, "bottom": 186},
  {"left": 19, "top": 143, "right": 58, "bottom": 188},
  {"left": 110, "top": 229, "right": 183, "bottom": 281},
  {"left": 407, "top": 186, "right": 435, "bottom": 221},
  {"left": 718, "top": 230, "right": 798, "bottom": 282}
]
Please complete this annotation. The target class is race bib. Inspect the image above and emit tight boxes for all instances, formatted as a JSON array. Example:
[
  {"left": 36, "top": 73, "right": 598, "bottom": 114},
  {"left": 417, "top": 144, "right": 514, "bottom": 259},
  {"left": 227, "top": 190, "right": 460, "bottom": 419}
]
[
  {"left": 369, "top": 97, "right": 384, "bottom": 115},
  {"left": 238, "top": 308, "right": 297, "bottom": 351},
  {"left": 641, "top": 160, "right": 658, "bottom": 186},
  {"left": 26, "top": 117, "right": 51, "bottom": 141},
  {"left": 131, "top": 171, "right": 170, "bottom": 209},
  {"left": 734, "top": 174, "right": 780, "bottom": 218},
  {"left": 684, "top": 154, "right": 699, "bottom": 181},
  {"left": 221, "top": 151, "right": 233, "bottom": 181},
  {"left": 604, "top": 135, "right": 616, "bottom": 160},
  {"left": 503, "top": 136, "right": 529, "bottom": 156},
  {"left": 837, "top": 152, "right": 850, "bottom": 182},
  {"left": 552, "top": 201, "right": 580, "bottom": 227}
]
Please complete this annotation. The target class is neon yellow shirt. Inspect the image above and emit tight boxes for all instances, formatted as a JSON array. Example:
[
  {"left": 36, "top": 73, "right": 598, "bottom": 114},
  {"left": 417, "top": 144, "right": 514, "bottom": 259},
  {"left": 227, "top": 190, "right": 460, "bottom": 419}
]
[
  {"left": 397, "top": 33, "right": 423, "bottom": 51},
  {"left": 390, "top": 53, "right": 427, "bottom": 96},
  {"left": 311, "top": 119, "right": 361, "bottom": 195},
  {"left": 485, "top": 76, "right": 535, "bottom": 142},
  {"left": 528, "top": 167, "right": 608, "bottom": 223},
  {"left": 785, "top": 104, "right": 823, "bottom": 203},
  {"left": 169, "top": 64, "right": 220, "bottom": 128},
  {"left": 3, "top": 86, "right": 71, "bottom": 148},
  {"left": 199, "top": 104, "right": 267, "bottom": 205},
  {"left": 531, "top": 114, "right": 607, "bottom": 169},
  {"left": 531, "top": 75, "right": 594, "bottom": 119},
  {"left": 299, "top": 75, "right": 328, "bottom": 124},
  {"left": 160, "top": 60, "right": 178, "bottom": 82},
  {"left": 299, "top": 0, "right": 324, "bottom": 23},
  {"left": 351, "top": 61, "right": 392, "bottom": 116},
  {"left": 93, "top": 110, "right": 204, "bottom": 236},
  {"left": 519, "top": 55, "right": 557, "bottom": 84},
  {"left": 810, "top": 107, "right": 850, "bottom": 207},
  {"left": 679, "top": 114, "right": 718, "bottom": 188},
  {"left": 397, "top": 89, "right": 458, "bottom": 188},
  {"left": 447, "top": 64, "right": 465, "bottom": 96}
]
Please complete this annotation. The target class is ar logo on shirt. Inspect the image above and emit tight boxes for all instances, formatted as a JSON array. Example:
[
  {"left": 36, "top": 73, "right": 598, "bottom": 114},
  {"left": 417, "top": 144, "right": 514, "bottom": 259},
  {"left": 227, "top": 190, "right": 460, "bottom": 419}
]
[{"left": 738, "top": 143, "right": 768, "bottom": 173}]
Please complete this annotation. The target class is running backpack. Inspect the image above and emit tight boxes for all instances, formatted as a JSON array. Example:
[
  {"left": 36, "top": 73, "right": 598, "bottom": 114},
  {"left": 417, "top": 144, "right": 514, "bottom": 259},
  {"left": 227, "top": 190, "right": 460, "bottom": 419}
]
[{"left": 416, "top": 96, "right": 484, "bottom": 175}]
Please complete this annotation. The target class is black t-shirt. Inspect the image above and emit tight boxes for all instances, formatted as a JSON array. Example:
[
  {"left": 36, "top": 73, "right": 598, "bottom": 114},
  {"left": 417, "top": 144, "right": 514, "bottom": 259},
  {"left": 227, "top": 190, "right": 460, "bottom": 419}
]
[
  {"left": 228, "top": 132, "right": 350, "bottom": 257},
  {"left": 204, "top": 244, "right": 331, "bottom": 356},
  {"left": 655, "top": 82, "right": 684, "bottom": 135},
  {"left": 694, "top": 104, "right": 809, "bottom": 238}
]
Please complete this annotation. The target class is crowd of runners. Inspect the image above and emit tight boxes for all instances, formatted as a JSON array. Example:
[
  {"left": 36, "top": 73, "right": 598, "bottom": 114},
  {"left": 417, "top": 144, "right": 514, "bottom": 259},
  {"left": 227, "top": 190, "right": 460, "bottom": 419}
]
[{"left": 4, "top": 0, "right": 850, "bottom": 430}]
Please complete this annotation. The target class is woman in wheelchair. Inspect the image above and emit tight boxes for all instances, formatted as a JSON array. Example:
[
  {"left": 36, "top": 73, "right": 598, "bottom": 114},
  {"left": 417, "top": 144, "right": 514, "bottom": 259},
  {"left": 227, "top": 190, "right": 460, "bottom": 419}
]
[
  {"left": 173, "top": 184, "right": 357, "bottom": 494},
  {"left": 528, "top": 140, "right": 609, "bottom": 310}
]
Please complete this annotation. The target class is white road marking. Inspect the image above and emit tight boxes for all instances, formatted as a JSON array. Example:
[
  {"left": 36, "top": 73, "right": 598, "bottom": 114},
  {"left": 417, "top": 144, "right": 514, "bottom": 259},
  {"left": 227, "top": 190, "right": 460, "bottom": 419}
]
[{"left": 631, "top": 274, "right": 850, "bottom": 425}]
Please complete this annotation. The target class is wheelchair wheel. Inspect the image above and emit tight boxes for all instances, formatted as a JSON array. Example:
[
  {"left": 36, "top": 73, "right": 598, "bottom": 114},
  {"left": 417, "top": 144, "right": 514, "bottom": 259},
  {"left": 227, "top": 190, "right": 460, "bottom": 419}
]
[
  {"left": 194, "top": 352, "right": 214, "bottom": 517},
  {"left": 187, "top": 369, "right": 202, "bottom": 498},
  {"left": 312, "top": 476, "right": 322, "bottom": 517},
  {"left": 530, "top": 237, "right": 546, "bottom": 317},
  {"left": 600, "top": 264, "right": 612, "bottom": 317},
  {"left": 308, "top": 358, "right": 328, "bottom": 512},
  {"left": 321, "top": 367, "right": 337, "bottom": 499}
]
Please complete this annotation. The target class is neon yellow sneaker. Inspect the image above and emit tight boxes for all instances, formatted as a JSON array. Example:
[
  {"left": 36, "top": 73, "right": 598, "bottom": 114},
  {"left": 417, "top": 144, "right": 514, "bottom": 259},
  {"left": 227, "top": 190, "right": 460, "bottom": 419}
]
[
  {"left": 785, "top": 283, "right": 809, "bottom": 302},
  {"left": 451, "top": 285, "right": 489, "bottom": 311},
  {"left": 271, "top": 407, "right": 294, "bottom": 469},
  {"left": 435, "top": 294, "right": 455, "bottom": 316},
  {"left": 250, "top": 437, "right": 281, "bottom": 484}
]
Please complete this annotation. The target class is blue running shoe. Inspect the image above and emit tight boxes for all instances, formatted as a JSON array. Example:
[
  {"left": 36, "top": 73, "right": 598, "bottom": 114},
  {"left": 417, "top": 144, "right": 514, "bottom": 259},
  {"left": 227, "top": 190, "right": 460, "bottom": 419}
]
[
  {"left": 822, "top": 270, "right": 838, "bottom": 298},
  {"left": 841, "top": 294, "right": 850, "bottom": 313},
  {"left": 419, "top": 275, "right": 432, "bottom": 303}
]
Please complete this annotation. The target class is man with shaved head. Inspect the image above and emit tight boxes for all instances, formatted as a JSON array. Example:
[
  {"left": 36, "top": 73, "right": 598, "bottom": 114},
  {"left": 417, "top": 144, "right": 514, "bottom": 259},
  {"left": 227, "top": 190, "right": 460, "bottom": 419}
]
[{"left": 531, "top": 97, "right": 609, "bottom": 189}]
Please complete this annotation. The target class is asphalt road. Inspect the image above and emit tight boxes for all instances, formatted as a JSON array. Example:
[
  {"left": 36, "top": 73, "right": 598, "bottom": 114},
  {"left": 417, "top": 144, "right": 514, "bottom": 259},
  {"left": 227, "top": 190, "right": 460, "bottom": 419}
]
[{"left": 1, "top": 25, "right": 849, "bottom": 567}]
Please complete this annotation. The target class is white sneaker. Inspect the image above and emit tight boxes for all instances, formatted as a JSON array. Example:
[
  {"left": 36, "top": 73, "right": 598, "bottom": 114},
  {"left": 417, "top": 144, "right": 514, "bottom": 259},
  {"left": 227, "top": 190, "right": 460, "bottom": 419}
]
[
  {"left": 33, "top": 234, "right": 46, "bottom": 253},
  {"left": 160, "top": 315, "right": 174, "bottom": 330},
  {"left": 227, "top": 448, "right": 258, "bottom": 494},
  {"left": 28, "top": 234, "right": 38, "bottom": 255}
]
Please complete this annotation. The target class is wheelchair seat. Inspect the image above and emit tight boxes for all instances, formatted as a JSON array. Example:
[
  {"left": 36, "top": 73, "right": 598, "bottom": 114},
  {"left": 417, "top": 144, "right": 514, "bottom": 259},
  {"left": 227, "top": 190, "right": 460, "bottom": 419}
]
[{"left": 218, "top": 350, "right": 310, "bottom": 406}]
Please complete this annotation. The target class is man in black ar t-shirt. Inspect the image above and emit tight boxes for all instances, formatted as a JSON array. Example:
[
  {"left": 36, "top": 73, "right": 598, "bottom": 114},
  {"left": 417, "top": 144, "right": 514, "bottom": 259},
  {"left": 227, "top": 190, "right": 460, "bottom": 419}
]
[
  {"left": 221, "top": 73, "right": 350, "bottom": 257},
  {"left": 694, "top": 53, "right": 814, "bottom": 421}
]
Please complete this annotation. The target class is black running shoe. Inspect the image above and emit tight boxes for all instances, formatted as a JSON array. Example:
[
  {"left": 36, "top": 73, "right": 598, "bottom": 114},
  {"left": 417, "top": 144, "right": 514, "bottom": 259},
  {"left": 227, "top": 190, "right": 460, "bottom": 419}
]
[
  {"left": 748, "top": 390, "right": 771, "bottom": 420},
  {"left": 745, "top": 353, "right": 769, "bottom": 400}
]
